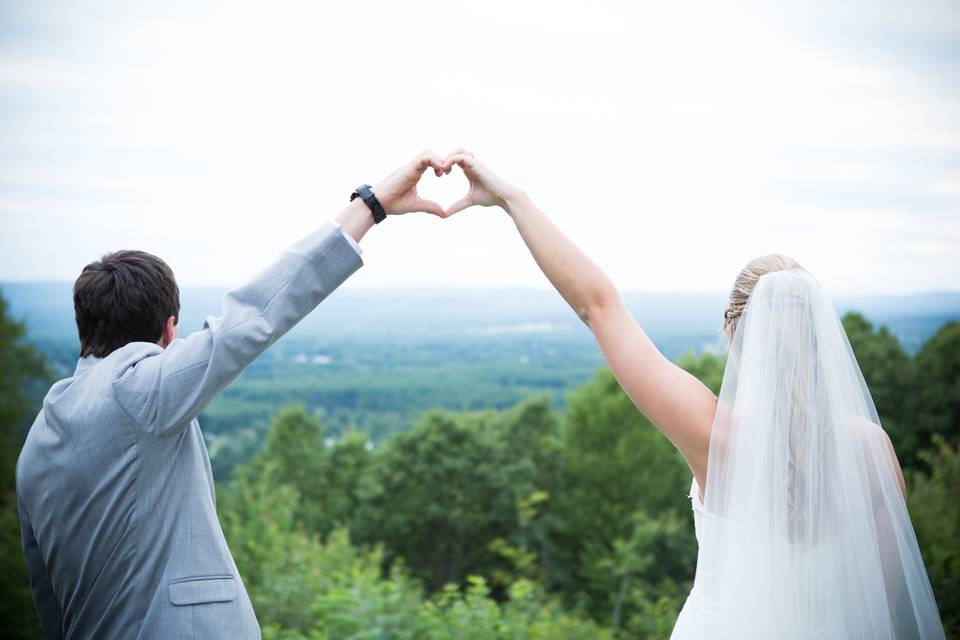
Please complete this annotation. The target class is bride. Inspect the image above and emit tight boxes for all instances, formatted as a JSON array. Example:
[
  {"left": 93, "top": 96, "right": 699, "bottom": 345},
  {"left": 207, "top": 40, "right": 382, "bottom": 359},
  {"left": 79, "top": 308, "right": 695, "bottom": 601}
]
[{"left": 439, "top": 150, "right": 946, "bottom": 639}]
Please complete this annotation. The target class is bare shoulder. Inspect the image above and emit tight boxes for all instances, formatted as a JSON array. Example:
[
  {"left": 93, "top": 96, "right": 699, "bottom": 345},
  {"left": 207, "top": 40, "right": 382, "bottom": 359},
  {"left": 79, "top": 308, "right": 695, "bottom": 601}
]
[
  {"left": 847, "top": 415, "right": 893, "bottom": 448},
  {"left": 846, "top": 415, "right": 906, "bottom": 496}
]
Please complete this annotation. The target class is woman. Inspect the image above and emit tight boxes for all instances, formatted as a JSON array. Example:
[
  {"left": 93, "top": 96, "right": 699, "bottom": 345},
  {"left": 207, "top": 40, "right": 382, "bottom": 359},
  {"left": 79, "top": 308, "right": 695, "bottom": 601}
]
[{"left": 439, "top": 150, "right": 946, "bottom": 639}]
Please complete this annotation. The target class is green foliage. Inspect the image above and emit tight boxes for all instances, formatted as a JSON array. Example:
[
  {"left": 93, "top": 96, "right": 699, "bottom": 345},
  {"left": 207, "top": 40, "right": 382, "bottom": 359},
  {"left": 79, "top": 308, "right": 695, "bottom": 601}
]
[
  {"left": 225, "top": 405, "right": 610, "bottom": 640},
  {"left": 256, "top": 570, "right": 609, "bottom": 640},
  {"left": 0, "top": 293, "right": 48, "bottom": 640},
  {"left": 3, "top": 296, "right": 958, "bottom": 639},
  {"left": 223, "top": 362, "right": 704, "bottom": 637},
  {"left": 199, "top": 335, "right": 603, "bottom": 456},
  {"left": 218, "top": 317, "right": 960, "bottom": 638},
  {"left": 0, "top": 505, "right": 43, "bottom": 640},
  {"left": 221, "top": 439, "right": 423, "bottom": 636},
  {"left": 0, "top": 295, "right": 48, "bottom": 493},
  {"left": 908, "top": 437, "right": 960, "bottom": 636},
  {"left": 843, "top": 312, "right": 916, "bottom": 461},
  {"left": 415, "top": 576, "right": 608, "bottom": 640},
  {"left": 843, "top": 314, "right": 960, "bottom": 470},
  {"left": 608, "top": 511, "right": 696, "bottom": 637},
  {"left": 226, "top": 406, "right": 374, "bottom": 541},
  {"left": 552, "top": 368, "right": 693, "bottom": 625},
  {"left": 352, "top": 408, "right": 541, "bottom": 593},
  {"left": 913, "top": 323, "right": 960, "bottom": 456}
]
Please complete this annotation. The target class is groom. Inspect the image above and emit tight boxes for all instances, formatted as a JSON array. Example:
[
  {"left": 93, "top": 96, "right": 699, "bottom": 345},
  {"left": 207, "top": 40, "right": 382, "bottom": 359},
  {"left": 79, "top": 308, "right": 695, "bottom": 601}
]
[{"left": 15, "top": 151, "right": 450, "bottom": 639}]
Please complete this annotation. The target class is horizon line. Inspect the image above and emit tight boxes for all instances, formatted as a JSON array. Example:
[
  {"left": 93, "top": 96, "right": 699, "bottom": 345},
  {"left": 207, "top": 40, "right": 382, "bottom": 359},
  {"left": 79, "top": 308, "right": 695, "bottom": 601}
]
[{"left": 2, "top": 280, "right": 959, "bottom": 299}]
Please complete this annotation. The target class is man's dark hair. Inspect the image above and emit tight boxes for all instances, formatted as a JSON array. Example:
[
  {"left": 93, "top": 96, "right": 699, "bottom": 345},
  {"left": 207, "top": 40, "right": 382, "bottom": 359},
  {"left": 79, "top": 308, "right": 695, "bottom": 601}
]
[{"left": 73, "top": 250, "right": 180, "bottom": 358}]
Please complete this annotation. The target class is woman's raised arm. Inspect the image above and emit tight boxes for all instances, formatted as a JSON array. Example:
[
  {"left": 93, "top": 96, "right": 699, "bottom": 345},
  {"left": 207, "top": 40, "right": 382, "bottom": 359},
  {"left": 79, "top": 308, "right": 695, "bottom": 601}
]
[{"left": 443, "top": 150, "right": 717, "bottom": 484}]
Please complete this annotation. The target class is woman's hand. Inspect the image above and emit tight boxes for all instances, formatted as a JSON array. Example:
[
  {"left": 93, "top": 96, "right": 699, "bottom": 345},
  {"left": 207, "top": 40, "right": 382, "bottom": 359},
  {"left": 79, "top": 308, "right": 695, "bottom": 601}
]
[
  {"left": 440, "top": 148, "right": 524, "bottom": 216},
  {"left": 373, "top": 150, "right": 448, "bottom": 217},
  {"left": 440, "top": 148, "right": 716, "bottom": 483}
]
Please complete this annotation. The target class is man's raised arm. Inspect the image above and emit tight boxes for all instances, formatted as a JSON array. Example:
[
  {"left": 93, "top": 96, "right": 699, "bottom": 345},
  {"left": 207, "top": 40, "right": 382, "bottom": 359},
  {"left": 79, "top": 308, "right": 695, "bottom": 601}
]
[{"left": 111, "top": 150, "right": 448, "bottom": 436}]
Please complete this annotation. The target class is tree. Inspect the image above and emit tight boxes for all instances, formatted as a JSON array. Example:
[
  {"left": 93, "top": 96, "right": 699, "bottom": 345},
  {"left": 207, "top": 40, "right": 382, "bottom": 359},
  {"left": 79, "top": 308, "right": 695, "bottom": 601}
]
[
  {"left": 842, "top": 312, "right": 916, "bottom": 464},
  {"left": 353, "top": 410, "right": 534, "bottom": 593},
  {"left": 220, "top": 407, "right": 425, "bottom": 636},
  {"left": 493, "top": 398, "right": 564, "bottom": 590},
  {"left": 912, "top": 322, "right": 960, "bottom": 462},
  {"left": 232, "top": 406, "right": 374, "bottom": 541},
  {"left": 223, "top": 401, "right": 610, "bottom": 640},
  {"left": 551, "top": 367, "right": 694, "bottom": 623},
  {"left": 0, "top": 294, "right": 48, "bottom": 492},
  {"left": 908, "top": 437, "right": 960, "bottom": 637},
  {"left": 0, "top": 292, "right": 49, "bottom": 640},
  {"left": 323, "top": 430, "right": 376, "bottom": 537}
]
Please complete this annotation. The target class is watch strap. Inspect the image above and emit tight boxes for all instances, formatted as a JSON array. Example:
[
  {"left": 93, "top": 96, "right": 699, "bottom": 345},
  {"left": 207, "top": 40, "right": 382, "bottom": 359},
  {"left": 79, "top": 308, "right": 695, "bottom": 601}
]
[{"left": 350, "top": 184, "right": 387, "bottom": 224}]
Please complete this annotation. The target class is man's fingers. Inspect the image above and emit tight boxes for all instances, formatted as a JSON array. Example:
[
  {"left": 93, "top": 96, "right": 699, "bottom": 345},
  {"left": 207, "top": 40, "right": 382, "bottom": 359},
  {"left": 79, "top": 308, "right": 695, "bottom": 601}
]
[
  {"left": 445, "top": 196, "right": 474, "bottom": 217},
  {"left": 414, "top": 149, "right": 445, "bottom": 175}
]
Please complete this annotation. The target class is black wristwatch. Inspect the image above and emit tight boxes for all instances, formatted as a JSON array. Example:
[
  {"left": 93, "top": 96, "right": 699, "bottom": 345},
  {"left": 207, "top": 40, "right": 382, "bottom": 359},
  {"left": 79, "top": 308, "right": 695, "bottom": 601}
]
[{"left": 350, "top": 184, "right": 387, "bottom": 224}]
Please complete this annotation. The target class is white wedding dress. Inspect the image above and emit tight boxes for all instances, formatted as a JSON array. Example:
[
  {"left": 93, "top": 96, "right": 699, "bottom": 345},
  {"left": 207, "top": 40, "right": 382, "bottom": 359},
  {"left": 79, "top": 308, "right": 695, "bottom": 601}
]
[
  {"left": 669, "top": 269, "right": 944, "bottom": 640},
  {"left": 672, "top": 478, "right": 850, "bottom": 638},
  {"left": 670, "top": 479, "right": 717, "bottom": 638}
]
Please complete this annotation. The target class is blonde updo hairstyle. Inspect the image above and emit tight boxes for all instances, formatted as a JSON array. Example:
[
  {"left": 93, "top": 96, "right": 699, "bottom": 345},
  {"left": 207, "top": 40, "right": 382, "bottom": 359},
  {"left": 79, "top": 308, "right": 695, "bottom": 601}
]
[{"left": 723, "top": 253, "right": 803, "bottom": 340}]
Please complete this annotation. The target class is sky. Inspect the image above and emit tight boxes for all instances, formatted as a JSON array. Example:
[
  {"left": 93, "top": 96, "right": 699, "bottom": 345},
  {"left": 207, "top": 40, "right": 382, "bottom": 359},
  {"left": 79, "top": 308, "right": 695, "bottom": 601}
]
[{"left": 1, "top": 1, "right": 958, "bottom": 295}]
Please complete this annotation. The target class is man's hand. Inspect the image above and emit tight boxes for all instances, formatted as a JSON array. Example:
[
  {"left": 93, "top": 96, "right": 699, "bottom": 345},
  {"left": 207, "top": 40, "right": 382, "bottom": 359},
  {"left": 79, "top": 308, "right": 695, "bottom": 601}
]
[
  {"left": 336, "top": 150, "right": 449, "bottom": 243},
  {"left": 440, "top": 148, "right": 524, "bottom": 216},
  {"left": 373, "top": 149, "right": 448, "bottom": 217}
]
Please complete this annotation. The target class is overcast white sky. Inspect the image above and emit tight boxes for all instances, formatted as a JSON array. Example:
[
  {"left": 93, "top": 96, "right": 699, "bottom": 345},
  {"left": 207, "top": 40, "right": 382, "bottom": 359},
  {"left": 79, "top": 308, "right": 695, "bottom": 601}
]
[{"left": 1, "top": 1, "right": 958, "bottom": 294}]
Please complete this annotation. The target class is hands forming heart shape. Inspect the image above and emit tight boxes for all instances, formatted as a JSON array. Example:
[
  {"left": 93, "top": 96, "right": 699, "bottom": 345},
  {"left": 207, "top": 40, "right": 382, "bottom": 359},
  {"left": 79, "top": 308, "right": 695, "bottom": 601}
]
[{"left": 372, "top": 148, "right": 522, "bottom": 219}]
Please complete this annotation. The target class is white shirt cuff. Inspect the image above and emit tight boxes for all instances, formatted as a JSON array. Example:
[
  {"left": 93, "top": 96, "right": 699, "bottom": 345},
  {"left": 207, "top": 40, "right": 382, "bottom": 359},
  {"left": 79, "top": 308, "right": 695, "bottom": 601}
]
[{"left": 331, "top": 220, "right": 363, "bottom": 256}]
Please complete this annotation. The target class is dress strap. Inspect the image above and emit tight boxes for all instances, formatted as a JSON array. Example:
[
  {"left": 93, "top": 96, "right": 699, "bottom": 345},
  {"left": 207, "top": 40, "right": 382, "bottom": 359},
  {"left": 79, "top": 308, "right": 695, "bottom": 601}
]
[{"left": 689, "top": 478, "right": 706, "bottom": 511}]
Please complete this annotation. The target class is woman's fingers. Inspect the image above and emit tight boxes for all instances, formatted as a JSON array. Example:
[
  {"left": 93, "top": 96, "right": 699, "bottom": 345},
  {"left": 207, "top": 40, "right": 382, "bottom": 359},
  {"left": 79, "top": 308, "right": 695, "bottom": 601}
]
[
  {"left": 442, "top": 150, "right": 488, "bottom": 213},
  {"left": 445, "top": 195, "right": 475, "bottom": 217},
  {"left": 442, "top": 151, "right": 475, "bottom": 174},
  {"left": 444, "top": 147, "right": 470, "bottom": 170}
]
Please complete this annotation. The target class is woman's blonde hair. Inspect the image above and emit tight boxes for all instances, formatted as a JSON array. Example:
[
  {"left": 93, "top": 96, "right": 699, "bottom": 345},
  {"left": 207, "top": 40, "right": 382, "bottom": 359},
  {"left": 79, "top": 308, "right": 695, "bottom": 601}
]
[{"left": 723, "top": 253, "right": 802, "bottom": 338}]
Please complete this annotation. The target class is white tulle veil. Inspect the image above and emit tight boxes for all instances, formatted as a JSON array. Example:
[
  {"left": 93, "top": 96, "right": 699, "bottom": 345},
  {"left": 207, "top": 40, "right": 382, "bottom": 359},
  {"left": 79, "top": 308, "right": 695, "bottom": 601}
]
[{"left": 700, "top": 268, "right": 945, "bottom": 639}]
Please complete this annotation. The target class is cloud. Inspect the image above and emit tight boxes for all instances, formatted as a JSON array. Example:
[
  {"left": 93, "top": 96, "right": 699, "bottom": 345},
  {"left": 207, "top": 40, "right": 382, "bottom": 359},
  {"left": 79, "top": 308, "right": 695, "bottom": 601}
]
[{"left": 0, "top": 1, "right": 958, "bottom": 294}]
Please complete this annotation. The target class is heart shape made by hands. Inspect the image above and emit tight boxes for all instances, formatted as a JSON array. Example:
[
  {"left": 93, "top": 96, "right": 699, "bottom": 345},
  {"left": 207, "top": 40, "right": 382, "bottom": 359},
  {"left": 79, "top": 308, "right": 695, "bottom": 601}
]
[{"left": 417, "top": 163, "right": 470, "bottom": 213}]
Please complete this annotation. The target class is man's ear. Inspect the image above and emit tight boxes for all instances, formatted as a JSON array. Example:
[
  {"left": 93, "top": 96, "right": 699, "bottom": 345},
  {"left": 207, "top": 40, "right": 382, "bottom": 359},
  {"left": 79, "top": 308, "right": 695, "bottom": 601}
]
[{"left": 159, "top": 315, "right": 177, "bottom": 349}]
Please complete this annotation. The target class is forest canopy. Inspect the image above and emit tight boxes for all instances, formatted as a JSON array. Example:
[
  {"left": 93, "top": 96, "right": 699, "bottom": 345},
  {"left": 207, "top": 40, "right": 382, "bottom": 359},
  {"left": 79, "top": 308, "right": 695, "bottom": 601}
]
[{"left": 1, "top": 291, "right": 957, "bottom": 639}]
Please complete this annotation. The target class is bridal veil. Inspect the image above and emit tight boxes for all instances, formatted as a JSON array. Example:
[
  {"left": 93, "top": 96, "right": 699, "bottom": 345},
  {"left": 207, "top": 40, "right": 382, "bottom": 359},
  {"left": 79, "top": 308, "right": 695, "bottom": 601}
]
[{"left": 700, "top": 268, "right": 945, "bottom": 639}]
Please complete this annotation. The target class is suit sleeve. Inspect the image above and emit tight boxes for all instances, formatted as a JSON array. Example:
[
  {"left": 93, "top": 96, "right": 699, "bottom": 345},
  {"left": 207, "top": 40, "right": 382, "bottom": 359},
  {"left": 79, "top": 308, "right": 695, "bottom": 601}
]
[
  {"left": 112, "top": 222, "right": 363, "bottom": 436},
  {"left": 18, "top": 497, "right": 64, "bottom": 640}
]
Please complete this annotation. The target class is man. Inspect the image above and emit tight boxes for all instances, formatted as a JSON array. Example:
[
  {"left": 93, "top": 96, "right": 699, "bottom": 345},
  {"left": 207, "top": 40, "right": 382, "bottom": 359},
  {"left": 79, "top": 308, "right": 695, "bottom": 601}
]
[{"left": 15, "top": 151, "right": 450, "bottom": 639}]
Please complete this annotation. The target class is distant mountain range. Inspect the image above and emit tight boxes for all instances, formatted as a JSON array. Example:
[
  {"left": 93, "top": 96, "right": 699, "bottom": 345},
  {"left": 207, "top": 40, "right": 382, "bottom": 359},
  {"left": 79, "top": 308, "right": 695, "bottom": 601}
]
[{"left": 3, "top": 281, "right": 958, "bottom": 357}]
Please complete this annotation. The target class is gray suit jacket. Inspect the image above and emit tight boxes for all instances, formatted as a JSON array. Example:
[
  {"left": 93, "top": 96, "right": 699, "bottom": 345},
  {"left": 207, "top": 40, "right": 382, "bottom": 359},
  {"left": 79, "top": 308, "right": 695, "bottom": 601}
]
[{"left": 16, "top": 223, "right": 362, "bottom": 639}]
